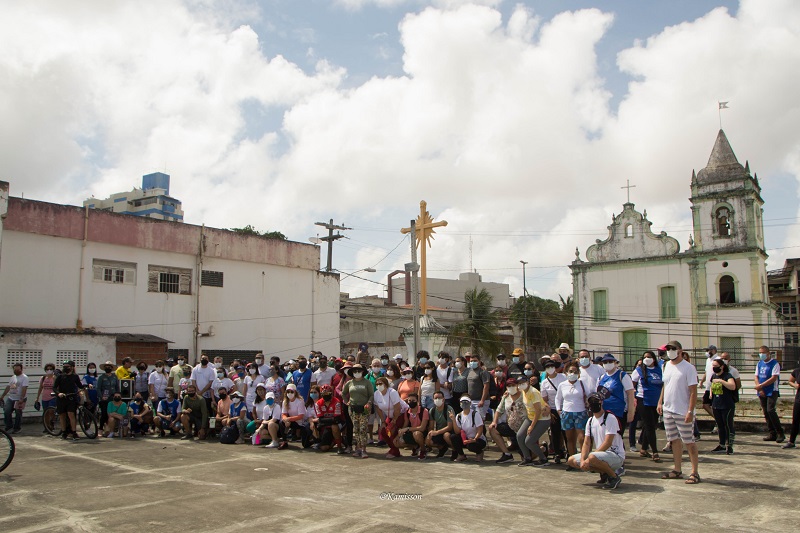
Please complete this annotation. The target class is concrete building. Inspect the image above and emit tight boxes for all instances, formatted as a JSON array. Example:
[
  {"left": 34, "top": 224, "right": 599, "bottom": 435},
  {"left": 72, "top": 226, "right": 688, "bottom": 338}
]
[
  {"left": 768, "top": 259, "right": 800, "bottom": 360},
  {"left": 0, "top": 183, "right": 340, "bottom": 374},
  {"left": 388, "top": 271, "right": 511, "bottom": 310},
  {"left": 84, "top": 172, "right": 184, "bottom": 222},
  {"left": 570, "top": 130, "right": 782, "bottom": 367}
]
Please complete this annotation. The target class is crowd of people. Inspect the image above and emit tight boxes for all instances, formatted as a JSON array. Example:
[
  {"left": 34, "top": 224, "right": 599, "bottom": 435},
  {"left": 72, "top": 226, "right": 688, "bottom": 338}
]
[{"left": 3, "top": 341, "right": 799, "bottom": 490}]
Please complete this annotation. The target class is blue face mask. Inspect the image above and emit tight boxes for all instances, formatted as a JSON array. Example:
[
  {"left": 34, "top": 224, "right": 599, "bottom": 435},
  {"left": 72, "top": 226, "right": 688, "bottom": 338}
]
[
  {"left": 266, "top": 398, "right": 274, "bottom": 406},
  {"left": 310, "top": 393, "right": 319, "bottom": 400},
  {"left": 469, "top": 361, "right": 479, "bottom": 369},
  {"left": 524, "top": 369, "right": 533, "bottom": 376},
  {"left": 512, "top": 357, "right": 520, "bottom": 364},
  {"left": 759, "top": 353, "right": 768, "bottom": 361},
  {"left": 419, "top": 358, "right": 428, "bottom": 364}
]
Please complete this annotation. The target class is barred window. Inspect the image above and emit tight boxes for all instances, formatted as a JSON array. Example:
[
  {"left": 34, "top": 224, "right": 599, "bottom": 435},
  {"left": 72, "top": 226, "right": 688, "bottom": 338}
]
[
  {"left": 56, "top": 350, "right": 89, "bottom": 368},
  {"left": 7, "top": 350, "right": 43, "bottom": 369},
  {"left": 148, "top": 265, "right": 191, "bottom": 295}
]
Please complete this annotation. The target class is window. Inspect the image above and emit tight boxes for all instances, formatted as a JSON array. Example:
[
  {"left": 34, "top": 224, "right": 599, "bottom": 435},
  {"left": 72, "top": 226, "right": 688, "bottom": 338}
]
[
  {"left": 784, "top": 332, "right": 799, "bottom": 345},
  {"left": 593, "top": 290, "right": 608, "bottom": 322},
  {"left": 7, "top": 350, "right": 43, "bottom": 369},
  {"left": 92, "top": 259, "right": 136, "bottom": 285},
  {"left": 148, "top": 265, "right": 191, "bottom": 295},
  {"left": 625, "top": 224, "right": 633, "bottom": 238},
  {"left": 57, "top": 350, "right": 88, "bottom": 368},
  {"left": 201, "top": 270, "right": 224, "bottom": 287},
  {"left": 719, "top": 275, "right": 736, "bottom": 304},
  {"left": 660, "top": 286, "right": 677, "bottom": 320},
  {"left": 716, "top": 207, "right": 731, "bottom": 237},
  {"left": 778, "top": 302, "right": 797, "bottom": 316}
]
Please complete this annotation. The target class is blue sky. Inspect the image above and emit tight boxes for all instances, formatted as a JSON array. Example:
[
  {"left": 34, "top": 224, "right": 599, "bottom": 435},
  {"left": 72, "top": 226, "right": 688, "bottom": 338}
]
[{"left": 1, "top": 0, "right": 798, "bottom": 303}]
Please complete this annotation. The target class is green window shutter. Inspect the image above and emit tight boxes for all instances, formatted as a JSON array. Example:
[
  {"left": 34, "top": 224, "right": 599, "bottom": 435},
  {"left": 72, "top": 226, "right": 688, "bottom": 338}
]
[
  {"left": 661, "top": 286, "right": 676, "bottom": 319},
  {"left": 593, "top": 290, "right": 607, "bottom": 322}
]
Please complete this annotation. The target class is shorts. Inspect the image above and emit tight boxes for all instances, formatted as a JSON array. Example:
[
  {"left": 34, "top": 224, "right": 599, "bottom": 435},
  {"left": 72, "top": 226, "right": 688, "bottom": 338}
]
[
  {"left": 570, "top": 451, "right": 624, "bottom": 471},
  {"left": 56, "top": 395, "right": 79, "bottom": 414},
  {"left": 403, "top": 431, "right": 421, "bottom": 445},
  {"left": 561, "top": 411, "right": 589, "bottom": 431},
  {"left": 702, "top": 390, "right": 712, "bottom": 406},
  {"left": 495, "top": 422, "right": 517, "bottom": 439},
  {"left": 430, "top": 433, "right": 448, "bottom": 447},
  {"left": 663, "top": 411, "right": 695, "bottom": 444}
]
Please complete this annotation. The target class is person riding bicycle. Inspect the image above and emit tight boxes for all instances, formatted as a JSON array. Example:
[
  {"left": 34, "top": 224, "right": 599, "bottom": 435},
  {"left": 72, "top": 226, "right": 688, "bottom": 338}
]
[{"left": 53, "top": 360, "right": 85, "bottom": 440}]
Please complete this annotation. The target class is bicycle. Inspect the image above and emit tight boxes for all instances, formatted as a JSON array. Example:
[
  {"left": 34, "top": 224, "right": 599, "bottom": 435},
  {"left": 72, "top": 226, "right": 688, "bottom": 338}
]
[
  {"left": 0, "top": 428, "right": 14, "bottom": 473},
  {"left": 42, "top": 392, "right": 99, "bottom": 439}
]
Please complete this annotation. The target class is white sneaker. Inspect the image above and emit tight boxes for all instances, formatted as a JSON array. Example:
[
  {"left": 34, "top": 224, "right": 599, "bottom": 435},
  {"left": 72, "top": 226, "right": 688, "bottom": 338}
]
[
  {"left": 629, "top": 446, "right": 638, "bottom": 453},
  {"left": 264, "top": 441, "right": 280, "bottom": 449},
  {"left": 106, "top": 432, "right": 115, "bottom": 438}
]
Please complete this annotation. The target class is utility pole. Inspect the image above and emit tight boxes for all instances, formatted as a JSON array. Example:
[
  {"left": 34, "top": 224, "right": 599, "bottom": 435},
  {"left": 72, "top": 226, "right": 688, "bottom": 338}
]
[
  {"left": 520, "top": 260, "right": 528, "bottom": 350},
  {"left": 406, "top": 220, "right": 420, "bottom": 359},
  {"left": 315, "top": 219, "right": 351, "bottom": 272}
]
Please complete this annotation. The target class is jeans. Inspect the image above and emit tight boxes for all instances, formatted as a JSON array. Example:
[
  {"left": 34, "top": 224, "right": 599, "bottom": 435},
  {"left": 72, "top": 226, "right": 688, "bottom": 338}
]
[
  {"left": 451, "top": 433, "right": 487, "bottom": 456},
  {"left": 713, "top": 407, "right": 736, "bottom": 446},
  {"left": 638, "top": 403, "right": 659, "bottom": 454},
  {"left": 3, "top": 397, "right": 23, "bottom": 431},
  {"left": 517, "top": 418, "right": 550, "bottom": 461},
  {"left": 421, "top": 395, "right": 435, "bottom": 410},
  {"left": 759, "top": 394, "right": 784, "bottom": 437}
]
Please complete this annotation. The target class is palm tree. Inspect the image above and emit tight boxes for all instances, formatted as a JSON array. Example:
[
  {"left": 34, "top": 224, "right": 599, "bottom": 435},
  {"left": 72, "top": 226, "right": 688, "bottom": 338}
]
[
  {"left": 510, "top": 294, "right": 573, "bottom": 351},
  {"left": 448, "top": 288, "right": 502, "bottom": 359}
]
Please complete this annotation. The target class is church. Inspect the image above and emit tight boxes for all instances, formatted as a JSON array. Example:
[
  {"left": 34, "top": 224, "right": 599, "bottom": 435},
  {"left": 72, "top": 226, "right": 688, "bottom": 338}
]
[{"left": 570, "top": 130, "right": 782, "bottom": 367}]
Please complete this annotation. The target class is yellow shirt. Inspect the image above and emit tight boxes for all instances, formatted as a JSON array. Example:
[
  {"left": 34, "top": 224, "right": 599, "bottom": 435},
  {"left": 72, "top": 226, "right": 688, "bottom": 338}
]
[
  {"left": 116, "top": 366, "right": 133, "bottom": 380},
  {"left": 521, "top": 387, "right": 547, "bottom": 420}
]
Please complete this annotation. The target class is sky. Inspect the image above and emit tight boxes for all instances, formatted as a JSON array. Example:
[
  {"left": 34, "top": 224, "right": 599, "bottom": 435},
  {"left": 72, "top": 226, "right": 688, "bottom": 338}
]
[{"left": 2, "top": 0, "right": 799, "bottom": 305}]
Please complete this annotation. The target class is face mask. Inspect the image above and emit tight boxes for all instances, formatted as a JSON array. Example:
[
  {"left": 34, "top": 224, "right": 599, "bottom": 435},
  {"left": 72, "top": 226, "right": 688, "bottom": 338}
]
[
  {"left": 249, "top": 368, "right": 257, "bottom": 375},
  {"left": 322, "top": 394, "right": 332, "bottom": 401},
  {"left": 299, "top": 362, "right": 307, "bottom": 369},
  {"left": 104, "top": 368, "right": 112, "bottom": 374},
  {"left": 266, "top": 398, "right": 274, "bottom": 406},
  {"left": 579, "top": 357, "right": 590, "bottom": 367},
  {"left": 387, "top": 370, "right": 395, "bottom": 377},
  {"left": 433, "top": 398, "right": 444, "bottom": 407},
  {"left": 469, "top": 361, "right": 479, "bottom": 369},
  {"left": 567, "top": 373, "right": 578, "bottom": 382},
  {"left": 603, "top": 363, "right": 616, "bottom": 372},
  {"left": 63, "top": 366, "right": 71, "bottom": 373},
  {"left": 713, "top": 366, "right": 723, "bottom": 374},
  {"left": 425, "top": 368, "right": 433, "bottom": 375},
  {"left": 310, "top": 393, "right": 319, "bottom": 400},
  {"left": 589, "top": 402, "right": 603, "bottom": 414},
  {"left": 512, "top": 357, "right": 520, "bottom": 364},
  {"left": 113, "top": 396, "right": 122, "bottom": 402},
  {"left": 216, "top": 372, "right": 224, "bottom": 379},
  {"left": 372, "top": 367, "right": 382, "bottom": 374},
  {"left": 408, "top": 400, "right": 418, "bottom": 408},
  {"left": 88, "top": 368, "right": 96, "bottom": 374},
  {"left": 419, "top": 358, "right": 428, "bottom": 364},
  {"left": 381, "top": 359, "right": 389, "bottom": 365},
  {"left": 352, "top": 372, "right": 363, "bottom": 379},
  {"left": 156, "top": 366, "right": 163, "bottom": 371},
  {"left": 320, "top": 362, "right": 328, "bottom": 369},
  {"left": 402, "top": 374, "right": 412, "bottom": 380},
  {"left": 255, "top": 359, "right": 263, "bottom": 365},
  {"left": 188, "top": 392, "right": 196, "bottom": 397},
  {"left": 519, "top": 382, "right": 529, "bottom": 391},
  {"left": 523, "top": 369, "right": 533, "bottom": 377},
  {"left": 377, "top": 385, "right": 386, "bottom": 393},
  {"left": 545, "top": 367, "right": 556, "bottom": 376},
  {"left": 494, "top": 371, "right": 504, "bottom": 378},
  {"left": 506, "top": 386, "right": 518, "bottom": 395},
  {"left": 759, "top": 353, "right": 768, "bottom": 361},
  {"left": 183, "top": 372, "right": 191, "bottom": 378},
  {"left": 177, "top": 360, "right": 185, "bottom": 365},
  {"left": 287, "top": 391, "right": 295, "bottom": 397},
  {"left": 667, "top": 350, "right": 679, "bottom": 360},
  {"left": 498, "top": 360, "right": 507, "bottom": 367},
  {"left": 438, "top": 359, "right": 445, "bottom": 365},
  {"left": 460, "top": 401, "right": 471, "bottom": 411},
  {"left": 643, "top": 357, "right": 654, "bottom": 367},
  {"left": 455, "top": 362, "right": 463, "bottom": 369},
  {"left": 214, "top": 362, "right": 222, "bottom": 369},
  {"left": 232, "top": 397, "right": 241, "bottom": 404}
]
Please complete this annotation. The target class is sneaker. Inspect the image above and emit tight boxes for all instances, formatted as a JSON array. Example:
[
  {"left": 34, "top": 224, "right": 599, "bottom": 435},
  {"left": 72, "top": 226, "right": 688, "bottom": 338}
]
[
  {"left": 352, "top": 449, "right": 362, "bottom": 457},
  {"left": 603, "top": 476, "right": 622, "bottom": 490},
  {"left": 278, "top": 441, "right": 289, "bottom": 450},
  {"left": 158, "top": 430, "right": 165, "bottom": 438},
  {"left": 343, "top": 446, "right": 352, "bottom": 454},
  {"left": 662, "top": 444, "right": 672, "bottom": 453},
  {"left": 615, "top": 467, "right": 625, "bottom": 476},
  {"left": 264, "top": 441, "right": 280, "bottom": 449},
  {"left": 782, "top": 442, "right": 796, "bottom": 449},
  {"left": 596, "top": 473, "right": 609, "bottom": 484},
  {"left": 411, "top": 447, "right": 419, "bottom": 457},
  {"left": 518, "top": 458, "right": 533, "bottom": 467},
  {"left": 565, "top": 465, "right": 576, "bottom": 472},
  {"left": 11, "top": 428, "right": 21, "bottom": 434},
  {"left": 450, "top": 450, "right": 459, "bottom": 462},
  {"left": 311, "top": 443, "right": 320, "bottom": 450},
  {"left": 375, "top": 440, "right": 387, "bottom": 448},
  {"left": 776, "top": 435, "right": 786, "bottom": 444},
  {"left": 360, "top": 451, "right": 369, "bottom": 459},
  {"left": 454, "top": 455, "right": 467, "bottom": 463},
  {"left": 726, "top": 446, "right": 734, "bottom": 454},
  {"left": 385, "top": 450, "right": 401, "bottom": 459},
  {"left": 367, "top": 439, "right": 374, "bottom": 445},
  {"left": 436, "top": 447, "right": 449, "bottom": 458},
  {"left": 418, "top": 450, "right": 427, "bottom": 460},
  {"left": 629, "top": 446, "right": 638, "bottom": 453},
  {"left": 337, "top": 446, "right": 347, "bottom": 455},
  {"left": 532, "top": 460, "right": 550, "bottom": 467},
  {"left": 180, "top": 434, "right": 193, "bottom": 440},
  {"left": 70, "top": 433, "right": 80, "bottom": 441},
  {"left": 710, "top": 445, "right": 726, "bottom": 453},
  {"left": 763, "top": 435, "right": 777, "bottom": 442},
  {"left": 474, "top": 453, "right": 484, "bottom": 462},
  {"left": 106, "top": 432, "right": 116, "bottom": 438},
  {"left": 496, "top": 453, "right": 514, "bottom": 464},
  {"left": 710, "top": 426, "right": 718, "bottom": 435}
]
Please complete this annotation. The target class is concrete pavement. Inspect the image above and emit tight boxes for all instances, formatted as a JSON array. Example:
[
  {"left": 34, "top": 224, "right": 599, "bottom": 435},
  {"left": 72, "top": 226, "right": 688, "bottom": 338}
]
[{"left": 0, "top": 428, "right": 798, "bottom": 532}]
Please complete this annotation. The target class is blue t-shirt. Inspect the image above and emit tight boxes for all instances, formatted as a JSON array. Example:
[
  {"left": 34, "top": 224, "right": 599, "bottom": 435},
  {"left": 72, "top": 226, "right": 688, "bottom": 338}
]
[
  {"left": 158, "top": 398, "right": 181, "bottom": 420},
  {"left": 230, "top": 401, "right": 247, "bottom": 417},
  {"left": 292, "top": 369, "right": 313, "bottom": 401},
  {"left": 83, "top": 374, "right": 99, "bottom": 404}
]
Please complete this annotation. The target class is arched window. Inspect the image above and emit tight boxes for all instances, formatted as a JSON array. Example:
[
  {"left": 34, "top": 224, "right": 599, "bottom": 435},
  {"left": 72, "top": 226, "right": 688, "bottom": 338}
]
[
  {"left": 716, "top": 207, "right": 730, "bottom": 236},
  {"left": 625, "top": 224, "right": 633, "bottom": 238},
  {"left": 719, "top": 275, "right": 736, "bottom": 304}
]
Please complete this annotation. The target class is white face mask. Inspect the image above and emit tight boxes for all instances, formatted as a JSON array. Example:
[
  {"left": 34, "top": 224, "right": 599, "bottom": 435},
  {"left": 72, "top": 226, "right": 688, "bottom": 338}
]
[
  {"left": 216, "top": 373, "right": 224, "bottom": 378},
  {"left": 377, "top": 385, "right": 386, "bottom": 393},
  {"left": 255, "top": 359, "right": 263, "bottom": 365},
  {"left": 433, "top": 398, "right": 444, "bottom": 407},
  {"left": 495, "top": 371, "right": 504, "bottom": 378},
  {"left": 579, "top": 357, "right": 591, "bottom": 367},
  {"left": 402, "top": 374, "right": 412, "bottom": 380},
  {"left": 455, "top": 362, "right": 463, "bottom": 369},
  {"left": 248, "top": 368, "right": 257, "bottom": 375},
  {"left": 498, "top": 360, "right": 507, "bottom": 367},
  {"left": 425, "top": 368, "right": 433, "bottom": 375},
  {"left": 214, "top": 362, "right": 222, "bottom": 368},
  {"left": 352, "top": 372, "right": 362, "bottom": 379},
  {"left": 518, "top": 382, "right": 529, "bottom": 391},
  {"left": 603, "top": 363, "right": 616, "bottom": 372},
  {"left": 232, "top": 397, "right": 241, "bottom": 404},
  {"left": 545, "top": 367, "right": 556, "bottom": 376},
  {"left": 643, "top": 357, "right": 654, "bottom": 367},
  {"left": 667, "top": 350, "right": 679, "bottom": 360},
  {"left": 506, "top": 386, "right": 518, "bottom": 395},
  {"left": 386, "top": 370, "right": 395, "bottom": 377},
  {"left": 438, "top": 359, "right": 446, "bottom": 365},
  {"left": 567, "top": 373, "right": 578, "bottom": 382}
]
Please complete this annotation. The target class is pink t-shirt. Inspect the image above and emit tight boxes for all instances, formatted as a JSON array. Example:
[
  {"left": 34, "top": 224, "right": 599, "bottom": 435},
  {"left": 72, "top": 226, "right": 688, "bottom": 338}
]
[{"left": 40, "top": 375, "right": 55, "bottom": 401}]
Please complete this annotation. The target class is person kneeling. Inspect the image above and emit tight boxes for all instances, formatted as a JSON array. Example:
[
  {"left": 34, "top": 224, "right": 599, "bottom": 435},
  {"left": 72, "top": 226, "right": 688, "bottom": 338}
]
[
  {"left": 567, "top": 393, "right": 625, "bottom": 490},
  {"left": 180, "top": 385, "right": 208, "bottom": 441},
  {"left": 446, "top": 394, "right": 487, "bottom": 462}
]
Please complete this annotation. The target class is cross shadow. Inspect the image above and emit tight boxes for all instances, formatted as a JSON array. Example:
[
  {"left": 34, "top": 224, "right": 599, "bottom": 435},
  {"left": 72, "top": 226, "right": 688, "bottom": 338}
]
[{"left": 702, "top": 478, "right": 788, "bottom": 491}]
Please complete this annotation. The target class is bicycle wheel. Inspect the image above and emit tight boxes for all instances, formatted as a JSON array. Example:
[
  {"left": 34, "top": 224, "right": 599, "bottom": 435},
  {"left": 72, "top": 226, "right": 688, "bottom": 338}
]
[
  {"left": 0, "top": 430, "right": 14, "bottom": 473},
  {"left": 42, "top": 407, "right": 62, "bottom": 436},
  {"left": 79, "top": 407, "right": 99, "bottom": 439}
]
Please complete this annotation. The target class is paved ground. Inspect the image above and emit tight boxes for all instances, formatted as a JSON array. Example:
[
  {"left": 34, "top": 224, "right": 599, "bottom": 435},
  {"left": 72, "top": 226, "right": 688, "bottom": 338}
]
[{"left": 1, "top": 426, "right": 798, "bottom": 533}]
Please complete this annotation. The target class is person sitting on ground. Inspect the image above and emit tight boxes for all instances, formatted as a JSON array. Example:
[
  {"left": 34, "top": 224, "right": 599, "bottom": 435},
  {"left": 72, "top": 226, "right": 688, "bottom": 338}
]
[
  {"left": 426, "top": 390, "right": 455, "bottom": 458},
  {"left": 314, "top": 384, "right": 345, "bottom": 453},
  {"left": 222, "top": 391, "right": 248, "bottom": 444},
  {"left": 257, "top": 392, "right": 284, "bottom": 449},
  {"left": 128, "top": 393, "right": 152, "bottom": 437},
  {"left": 280, "top": 383, "right": 311, "bottom": 449},
  {"left": 105, "top": 392, "right": 129, "bottom": 438},
  {"left": 447, "top": 394, "right": 487, "bottom": 462},
  {"left": 567, "top": 392, "right": 625, "bottom": 490},
  {"left": 155, "top": 387, "right": 182, "bottom": 437},
  {"left": 394, "top": 392, "right": 429, "bottom": 459},
  {"left": 180, "top": 384, "right": 208, "bottom": 441},
  {"left": 489, "top": 377, "right": 526, "bottom": 464},
  {"left": 213, "top": 386, "right": 232, "bottom": 435}
]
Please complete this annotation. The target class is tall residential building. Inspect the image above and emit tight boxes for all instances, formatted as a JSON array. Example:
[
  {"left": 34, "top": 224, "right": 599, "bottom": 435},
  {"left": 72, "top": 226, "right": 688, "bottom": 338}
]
[{"left": 83, "top": 172, "right": 184, "bottom": 221}]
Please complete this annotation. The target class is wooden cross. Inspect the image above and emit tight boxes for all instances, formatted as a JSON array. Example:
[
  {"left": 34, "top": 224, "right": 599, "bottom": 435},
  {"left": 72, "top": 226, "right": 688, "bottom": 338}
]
[
  {"left": 401, "top": 200, "right": 448, "bottom": 315},
  {"left": 621, "top": 179, "right": 636, "bottom": 203}
]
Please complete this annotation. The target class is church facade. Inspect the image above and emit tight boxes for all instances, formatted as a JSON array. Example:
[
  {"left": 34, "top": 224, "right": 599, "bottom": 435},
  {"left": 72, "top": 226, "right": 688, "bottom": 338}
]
[{"left": 570, "top": 130, "right": 782, "bottom": 366}]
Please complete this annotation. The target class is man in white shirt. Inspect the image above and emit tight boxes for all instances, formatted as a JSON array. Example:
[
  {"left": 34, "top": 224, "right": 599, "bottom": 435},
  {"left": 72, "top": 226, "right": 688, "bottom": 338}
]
[
  {"left": 1, "top": 363, "right": 29, "bottom": 433},
  {"left": 191, "top": 356, "right": 217, "bottom": 416},
  {"left": 657, "top": 340, "right": 700, "bottom": 485},
  {"left": 577, "top": 349, "right": 604, "bottom": 393},
  {"left": 435, "top": 353, "right": 454, "bottom": 402},
  {"left": 567, "top": 392, "right": 624, "bottom": 489},
  {"left": 312, "top": 355, "right": 336, "bottom": 387}
]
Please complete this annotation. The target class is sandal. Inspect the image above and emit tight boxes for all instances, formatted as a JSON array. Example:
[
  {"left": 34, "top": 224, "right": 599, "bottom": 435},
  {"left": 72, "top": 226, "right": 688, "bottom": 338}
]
[
  {"left": 639, "top": 450, "right": 651, "bottom": 458},
  {"left": 661, "top": 470, "right": 683, "bottom": 479},
  {"left": 685, "top": 472, "right": 701, "bottom": 485},
  {"left": 651, "top": 453, "right": 662, "bottom": 463}
]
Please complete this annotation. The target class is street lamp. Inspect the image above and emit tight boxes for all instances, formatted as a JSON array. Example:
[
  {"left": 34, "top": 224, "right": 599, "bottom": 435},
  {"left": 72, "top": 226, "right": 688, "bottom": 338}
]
[
  {"left": 520, "top": 260, "right": 528, "bottom": 350},
  {"left": 337, "top": 267, "right": 377, "bottom": 281}
]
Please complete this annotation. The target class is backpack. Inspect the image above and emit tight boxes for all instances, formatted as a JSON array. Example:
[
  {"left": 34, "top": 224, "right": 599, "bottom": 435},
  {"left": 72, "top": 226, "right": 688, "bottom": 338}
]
[{"left": 219, "top": 424, "right": 239, "bottom": 444}]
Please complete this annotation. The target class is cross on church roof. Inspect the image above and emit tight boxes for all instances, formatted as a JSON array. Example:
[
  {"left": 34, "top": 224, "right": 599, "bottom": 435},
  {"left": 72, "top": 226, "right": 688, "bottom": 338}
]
[{"left": 621, "top": 179, "right": 636, "bottom": 203}]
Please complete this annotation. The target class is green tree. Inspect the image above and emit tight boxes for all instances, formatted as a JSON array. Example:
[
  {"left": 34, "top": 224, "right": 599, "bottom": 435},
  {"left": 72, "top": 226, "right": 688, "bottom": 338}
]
[
  {"left": 510, "top": 294, "right": 573, "bottom": 352},
  {"left": 229, "top": 225, "right": 286, "bottom": 240},
  {"left": 448, "top": 288, "right": 502, "bottom": 359}
]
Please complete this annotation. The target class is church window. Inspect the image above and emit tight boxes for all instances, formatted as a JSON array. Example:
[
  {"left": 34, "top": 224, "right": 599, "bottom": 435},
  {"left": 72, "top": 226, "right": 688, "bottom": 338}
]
[
  {"left": 660, "top": 286, "right": 677, "bottom": 319},
  {"left": 716, "top": 207, "right": 730, "bottom": 237},
  {"left": 719, "top": 275, "right": 736, "bottom": 304},
  {"left": 593, "top": 290, "right": 608, "bottom": 322},
  {"left": 625, "top": 224, "right": 633, "bottom": 238}
]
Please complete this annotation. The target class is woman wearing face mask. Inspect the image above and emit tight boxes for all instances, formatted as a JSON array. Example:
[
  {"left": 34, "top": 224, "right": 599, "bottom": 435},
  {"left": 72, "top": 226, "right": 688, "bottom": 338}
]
[
  {"left": 395, "top": 392, "right": 429, "bottom": 459},
  {"left": 129, "top": 393, "right": 152, "bottom": 438},
  {"left": 709, "top": 359, "right": 737, "bottom": 454},
  {"left": 257, "top": 391, "right": 284, "bottom": 448},
  {"left": 541, "top": 359, "right": 567, "bottom": 463},
  {"left": 81, "top": 363, "right": 99, "bottom": 411},
  {"left": 105, "top": 392, "right": 129, "bottom": 438},
  {"left": 555, "top": 361, "right": 589, "bottom": 464},
  {"left": 35, "top": 364, "right": 57, "bottom": 419},
  {"left": 96, "top": 362, "right": 118, "bottom": 431},
  {"left": 426, "top": 391, "right": 455, "bottom": 458},
  {"left": 386, "top": 363, "right": 402, "bottom": 390},
  {"left": 212, "top": 368, "right": 234, "bottom": 403},
  {"left": 278, "top": 383, "right": 311, "bottom": 449},
  {"left": 306, "top": 385, "right": 321, "bottom": 446},
  {"left": 419, "top": 361, "right": 439, "bottom": 411},
  {"left": 447, "top": 394, "right": 487, "bottom": 462},
  {"left": 522, "top": 363, "right": 539, "bottom": 391},
  {"left": 248, "top": 383, "right": 269, "bottom": 437},
  {"left": 243, "top": 363, "right": 265, "bottom": 417},
  {"left": 264, "top": 363, "right": 286, "bottom": 405},
  {"left": 342, "top": 364, "right": 375, "bottom": 458},
  {"left": 397, "top": 367, "right": 421, "bottom": 402},
  {"left": 451, "top": 356, "right": 470, "bottom": 412},
  {"left": 134, "top": 363, "right": 150, "bottom": 402},
  {"left": 489, "top": 366, "right": 507, "bottom": 411},
  {"left": 147, "top": 360, "right": 168, "bottom": 413},
  {"left": 374, "top": 377, "right": 406, "bottom": 458},
  {"left": 489, "top": 378, "right": 526, "bottom": 463},
  {"left": 222, "top": 391, "right": 248, "bottom": 444},
  {"left": 631, "top": 351, "right": 663, "bottom": 462},
  {"left": 518, "top": 376, "right": 551, "bottom": 466}
]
